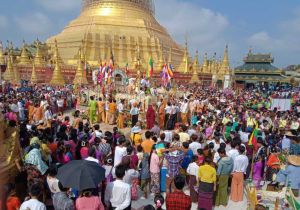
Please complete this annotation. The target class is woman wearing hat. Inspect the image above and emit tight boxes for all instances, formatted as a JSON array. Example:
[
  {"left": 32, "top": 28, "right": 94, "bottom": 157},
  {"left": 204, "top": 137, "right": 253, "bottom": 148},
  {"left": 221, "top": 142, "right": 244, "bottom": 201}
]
[{"left": 276, "top": 155, "right": 300, "bottom": 197}]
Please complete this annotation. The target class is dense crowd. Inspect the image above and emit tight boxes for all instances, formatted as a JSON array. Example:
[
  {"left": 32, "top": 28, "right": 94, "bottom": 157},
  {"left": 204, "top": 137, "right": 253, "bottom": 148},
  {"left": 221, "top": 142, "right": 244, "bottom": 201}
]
[{"left": 1, "top": 83, "right": 300, "bottom": 210}]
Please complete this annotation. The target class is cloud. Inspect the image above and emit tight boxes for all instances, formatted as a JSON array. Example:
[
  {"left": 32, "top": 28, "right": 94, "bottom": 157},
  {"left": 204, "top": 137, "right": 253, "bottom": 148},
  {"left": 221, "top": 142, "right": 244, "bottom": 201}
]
[
  {"left": 155, "top": 0, "right": 230, "bottom": 57},
  {"left": 14, "top": 12, "right": 53, "bottom": 36},
  {"left": 34, "top": 0, "right": 81, "bottom": 12},
  {"left": 246, "top": 9, "right": 300, "bottom": 66},
  {"left": 0, "top": 15, "right": 8, "bottom": 28}
]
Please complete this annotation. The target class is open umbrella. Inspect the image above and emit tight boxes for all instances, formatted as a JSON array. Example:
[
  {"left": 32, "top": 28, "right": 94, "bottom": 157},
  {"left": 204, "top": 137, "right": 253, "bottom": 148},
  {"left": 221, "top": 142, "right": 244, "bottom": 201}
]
[{"left": 57, "top": 160, "right": 105, "bottom": 191}]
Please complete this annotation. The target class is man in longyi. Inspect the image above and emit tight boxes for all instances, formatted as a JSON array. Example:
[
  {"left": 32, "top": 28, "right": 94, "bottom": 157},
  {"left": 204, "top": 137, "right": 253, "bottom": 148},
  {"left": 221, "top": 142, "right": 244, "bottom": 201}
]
[{"left": 97, "top": 97, "right": 105, "bottom": 123}]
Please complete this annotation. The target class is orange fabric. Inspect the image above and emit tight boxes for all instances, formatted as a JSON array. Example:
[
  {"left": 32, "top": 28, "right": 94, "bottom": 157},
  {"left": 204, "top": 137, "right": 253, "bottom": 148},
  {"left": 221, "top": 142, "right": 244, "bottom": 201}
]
[
  {"left": 28, "top": 105, "right": 34, "bottom": 123},
  {"left": 267, "top": 154, "right": 280, "bottom": 169},
  {"left": 230, "top": 172, "right": 244, "bottom": 202},
  {"left": 158, "top": 104, "right": 165, "bottom": 128},
  {"left": 108, "top": 102, "right": 117, "bottom": 114},
  {"left": 141, "top": 139, "right": 154, "bottom": 154},
  {"left": 6, "top": 196, "right": 21, "bottom": 210}
]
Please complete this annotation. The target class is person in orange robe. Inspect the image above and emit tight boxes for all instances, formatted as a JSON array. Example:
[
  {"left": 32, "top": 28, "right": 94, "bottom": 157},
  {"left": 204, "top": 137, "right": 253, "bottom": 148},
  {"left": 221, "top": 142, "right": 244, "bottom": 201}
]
[
  {"left": 146, "top": 104, "right": 156, "bottom": 129},
  {"left": 97, "top": 97, "right": 106, "bottom": 123},
  {"left": 28, "top": 103, "right": 34, "bottom": 123},
  {"left": 158, "top": 99, "right": 166, "bottom": 129},
  {"left": 108, "top": 99, "right": 117, "bottom": 125}
]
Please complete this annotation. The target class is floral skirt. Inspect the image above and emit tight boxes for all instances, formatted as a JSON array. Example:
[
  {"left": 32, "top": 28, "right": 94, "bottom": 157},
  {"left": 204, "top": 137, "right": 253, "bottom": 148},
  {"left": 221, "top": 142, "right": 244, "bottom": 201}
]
[{"left": 150, "top": 172, "right": 160, "bottom": 194}]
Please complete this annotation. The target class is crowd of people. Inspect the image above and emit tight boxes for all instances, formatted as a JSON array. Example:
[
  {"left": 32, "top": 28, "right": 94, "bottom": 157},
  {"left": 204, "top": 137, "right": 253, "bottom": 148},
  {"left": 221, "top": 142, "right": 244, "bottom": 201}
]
[{"left": 0, "top": 83, "right": 300, "bottom": 210}]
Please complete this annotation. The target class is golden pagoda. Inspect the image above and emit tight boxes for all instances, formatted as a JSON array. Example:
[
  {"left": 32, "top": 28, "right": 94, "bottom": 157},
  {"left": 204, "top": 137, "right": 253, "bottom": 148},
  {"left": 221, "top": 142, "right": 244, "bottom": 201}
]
[
  {"left": 219, "top": 45, "right": 231, "bottom": 75},
  {"left": 3, "top": 52, "right": 14, "bottom": 82},
  {"left": 52, "top": 39, "right": 64, "bottom": 65},
  {"left": 31, "top": 64, "right": 38, "bottom": 83},
  {"left": 18, "top": 40, "right": 31, "bottom": 66},
  {"left": 202, "top": 53, "right": 209, "bottom": 73},
  {"left": 46, "top": 0, "right": 184, "bottom": 70},
  {"left": 12, "top": 64, "right": 20, "bottom": 84},
  {"left": 34, "top": 40, "right": 46, "bottom": 67},
  {"left": 0, "top": 41, "right": 5, "bottom": 65},
  {"left": 211, "top": 53, "right": 217, "bottom": 74},
  {"left": 73, "top": 47, "right": 88, "bottom": 85},
  {"left": 178, "top": 41, "right": 190, "bottom": 73},
  {"left": 49, "top": 43, "right": 65, "bottom": 86},
  {"left": 192, "top": 50, "right": 201, "bottom": 73}
]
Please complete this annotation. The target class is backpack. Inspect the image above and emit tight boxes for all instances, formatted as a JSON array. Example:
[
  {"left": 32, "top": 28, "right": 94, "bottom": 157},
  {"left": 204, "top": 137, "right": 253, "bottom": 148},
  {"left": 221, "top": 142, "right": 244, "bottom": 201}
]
[{"left": 131, "top": 178, "right": 139, "bottom": 200}]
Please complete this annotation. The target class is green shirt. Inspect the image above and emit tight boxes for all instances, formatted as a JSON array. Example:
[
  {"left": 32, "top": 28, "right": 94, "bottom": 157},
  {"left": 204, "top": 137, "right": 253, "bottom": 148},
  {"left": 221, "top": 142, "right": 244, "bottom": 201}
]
[{"left": 89, "top": 100, "right": 97, "bottom": 111}]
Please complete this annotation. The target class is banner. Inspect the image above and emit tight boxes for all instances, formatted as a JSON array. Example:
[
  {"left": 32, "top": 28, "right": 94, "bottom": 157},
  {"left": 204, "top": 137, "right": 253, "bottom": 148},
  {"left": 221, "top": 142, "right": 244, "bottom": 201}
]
[{"left": 271, "top": 99, "right": 291, "bottom": 111}]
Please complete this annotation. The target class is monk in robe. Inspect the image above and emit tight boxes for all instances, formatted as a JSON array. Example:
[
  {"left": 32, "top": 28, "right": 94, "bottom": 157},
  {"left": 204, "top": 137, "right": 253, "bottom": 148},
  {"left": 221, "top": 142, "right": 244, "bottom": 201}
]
[
  {"left": 88, "top": 96, "right": 98, "bottom": 124},
  {"left": 146, "top": 104, "right": 156, "bottom": 129},
  {"left": 108, "top": 99, "right": 117, "bottom": 125},
  {"left": 97, "top": 97, "right": 105, "bottom": 123},
  {"left": 32, "top": 104, "right": 43, "bottom": 124},
  {"left": 28, "top": 103, "right": 34, "bottom": 123},
  {"left": 158, "top": 99, "right": 166, "bottom": 128}
]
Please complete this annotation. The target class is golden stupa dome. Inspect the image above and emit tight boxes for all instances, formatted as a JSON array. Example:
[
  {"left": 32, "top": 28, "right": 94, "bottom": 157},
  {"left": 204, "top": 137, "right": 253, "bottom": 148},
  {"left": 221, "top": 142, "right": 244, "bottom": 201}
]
[{"left": 47, "top": 0, "right": 184, "bottom": 71}]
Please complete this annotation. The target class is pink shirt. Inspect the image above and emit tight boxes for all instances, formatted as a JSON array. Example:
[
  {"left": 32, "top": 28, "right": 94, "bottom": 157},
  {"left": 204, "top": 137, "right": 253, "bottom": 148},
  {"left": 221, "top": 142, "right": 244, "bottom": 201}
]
[
  {"left": 75, "top": 196, "right": 104, "bottom": 210},
  {"left": 150, "top": 153, "right": 160, "bottom": 173}
]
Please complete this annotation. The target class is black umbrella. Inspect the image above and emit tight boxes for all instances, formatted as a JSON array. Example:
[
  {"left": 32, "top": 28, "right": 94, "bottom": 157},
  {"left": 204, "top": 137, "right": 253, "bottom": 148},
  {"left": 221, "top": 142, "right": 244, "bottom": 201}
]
[{"left": 57, "top": 160, "right": 105, "bottom": 191}]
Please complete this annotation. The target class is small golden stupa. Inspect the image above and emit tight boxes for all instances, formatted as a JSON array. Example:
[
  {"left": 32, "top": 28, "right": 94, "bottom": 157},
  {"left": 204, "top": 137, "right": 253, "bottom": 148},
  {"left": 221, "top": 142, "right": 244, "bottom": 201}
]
[
  {"left": 73, "top": 47, "right": 88, "bottom": 85},
  {"left": 46, "top": 0, "right": 184, "bottom": 70},
  {"left": 34, "top": 40, "right": 46, "bottom": 67},
  {"left": 219, "top": 45, "right": 231, "bottom": 75},
  {"left": 3, "top": 51, "right": 14, "bottom": 82},
  {"left": 31, "top": 63, "right": 38, "bottom": 83},
  {"left": 49, "top": 42, "right": 65, "bottom": 86},
  {"left": 18, "top": 40, "right": 31, "bottom": 66},
  {"left": 0, "top": 41, "right": 5, "bottom": 65}
]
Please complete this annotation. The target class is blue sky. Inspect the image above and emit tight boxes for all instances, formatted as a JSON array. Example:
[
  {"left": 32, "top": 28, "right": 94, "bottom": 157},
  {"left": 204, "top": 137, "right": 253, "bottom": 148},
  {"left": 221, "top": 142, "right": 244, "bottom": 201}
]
[{"left": 0, "top": 0, "right": 299, "bottom": 67}]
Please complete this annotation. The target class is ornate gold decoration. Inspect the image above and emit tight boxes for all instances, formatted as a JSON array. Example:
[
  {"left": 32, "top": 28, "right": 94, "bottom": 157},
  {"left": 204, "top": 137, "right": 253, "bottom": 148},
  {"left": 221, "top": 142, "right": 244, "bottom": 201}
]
[
  {"left": 0, "top": 41, "right": 5, "bottom": 65},
  {"left": 192, "top": 50, "right": 201, "bottom": 73},
  {"left": 34, "top": 40, "right": 46, "bottom": 67},
  {"left": 49, "top": 42, "right": 65, "bottom": 86}
]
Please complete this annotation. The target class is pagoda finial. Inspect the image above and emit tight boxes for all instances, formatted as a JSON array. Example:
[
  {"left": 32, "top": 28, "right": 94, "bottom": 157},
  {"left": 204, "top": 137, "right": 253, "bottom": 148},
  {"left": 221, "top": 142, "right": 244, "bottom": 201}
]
[
  {"left": 73, "top": 46, "right": 88, "bottom": 85},
  {"left": 19, "top": 40, "right": 30, "bottom": 66},
  {"left": 31, "top": 63, "right": 38, "bottom": 83},
  {"left": 0, "top": 41, "right": 5, "bottom": 65},
  {"left": 192, "top": 50, "right": 200, "bottom": 74},
  {"left": 219, "top": 45, "right": 231, "bottom": 75},
  {"left": 202, "top": 53, "right": 208, "bottom": 73},
  {"left": 178, "top": 37, "right": 189, "bottom": 74},
  {"left": 34, "top": 41, "right": 46, "bottom": 67},
  {"left": 3, "top": 50, "right": 14, "bottom": 82},
  {"left": 248, "top": 46, "right": 253, "bottom": 55}
]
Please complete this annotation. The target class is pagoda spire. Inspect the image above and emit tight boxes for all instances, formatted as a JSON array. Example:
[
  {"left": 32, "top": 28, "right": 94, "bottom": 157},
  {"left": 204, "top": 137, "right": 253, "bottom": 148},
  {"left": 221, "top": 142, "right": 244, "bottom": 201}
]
[
  {"left": 13, "top": 63, "right": 20, "bottom": 84},
  {"left": 192, "top": 50, "right": 201, "bottom": 74},
  {"left": 73, "top": 46, "right": 88, "bottom": 85},
  {"left": 19, "top": 40, "right": 30, "bottom": 66},
  {"left": 178, "top": 39, "right": 189, "bottom": 74},
  {"left": 211, "top": 53, "right": 217, "bottom": 74},
  {"left": 0, "top": 41, "right": 5, "bottom": 65},
  {"left": 219, "top": 45, "right": 231, "bottom": 75},
  {"left": 49, "top": 42, "right": 65, "bottom": 86},
  {"left": 202, "top": 53, "right": 208, "bottom": 73},
  {"left": 53, "top": 39, "right": 64, "bottom": 65},
  {"left": 3, "top": 50, "right": 14, "bottom": 82},
  {"left": 34, "top": 40, "right": 46, "bottom": 67},
  {"left": 31, "top": 63, "right": 38, "bottom": 83}
]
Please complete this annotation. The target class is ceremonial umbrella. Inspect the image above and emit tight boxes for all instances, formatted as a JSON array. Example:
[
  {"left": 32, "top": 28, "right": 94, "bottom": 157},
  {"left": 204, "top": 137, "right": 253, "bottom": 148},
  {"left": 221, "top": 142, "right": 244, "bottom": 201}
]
[{"left": 57, "top": 160, "right": 105, "bottom": 191}]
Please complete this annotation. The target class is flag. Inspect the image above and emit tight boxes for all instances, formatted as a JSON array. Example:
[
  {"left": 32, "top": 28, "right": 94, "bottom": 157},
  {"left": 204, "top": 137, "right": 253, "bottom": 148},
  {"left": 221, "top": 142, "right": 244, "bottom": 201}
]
[
  {"left": 148, "top": 57, "right": 153, "bottom": 78},
  {"left": 167, "top": 63, "right": 174, "bottom": 78},
  {"left": 248, "top": 123, "right": 258, "bottom": 147}
]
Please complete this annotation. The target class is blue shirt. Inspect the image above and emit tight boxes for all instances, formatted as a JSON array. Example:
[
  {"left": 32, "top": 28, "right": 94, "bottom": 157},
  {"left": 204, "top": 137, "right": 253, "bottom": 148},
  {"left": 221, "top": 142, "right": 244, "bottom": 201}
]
[
  {"left": 281, "top": 136, "right": 291, "bottom": 151},
  {"left": 276, "top": 165, "right": 300, "bottom": 189}
]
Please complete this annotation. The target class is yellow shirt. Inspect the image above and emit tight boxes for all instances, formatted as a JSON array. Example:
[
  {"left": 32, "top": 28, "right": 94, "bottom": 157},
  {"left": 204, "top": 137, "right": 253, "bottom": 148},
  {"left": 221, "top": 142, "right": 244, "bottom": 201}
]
[{"left": 198, "top": 164, "right": 216, "bottom": 183}]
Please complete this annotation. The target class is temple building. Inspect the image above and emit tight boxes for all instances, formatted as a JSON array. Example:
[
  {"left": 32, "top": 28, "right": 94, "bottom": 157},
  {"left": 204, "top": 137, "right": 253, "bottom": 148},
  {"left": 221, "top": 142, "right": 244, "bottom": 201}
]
[{"left": 234, "top": 50, "right": 288, "bottom": 88}]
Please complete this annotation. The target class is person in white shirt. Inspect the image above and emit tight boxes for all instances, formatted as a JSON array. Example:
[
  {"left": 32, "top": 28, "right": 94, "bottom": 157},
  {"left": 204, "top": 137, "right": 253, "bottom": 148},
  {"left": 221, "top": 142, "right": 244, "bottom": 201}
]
[
  {"left": 57, "top": 97, "right": 65, "bottom": 114},
  {"left": 105, "top": 165, "right": 131, "bottom": 210},
  {"left": 227, "top": 142, "right": 240, "bottom": 161},
  {"left": 114, "top": 137, "right": 127, "bottom": 167},
  {"left": 20, "top": 184, "right": 46, "bottom": 210},
  {"left": 180, "top": 99, "right": 189, "bottom": 125},
  {"left": 187, "top": 156, "right": 199, "bottom": 202},
  {"left": 85, "top": 147, "right": 99, "bottom": 164},
  {"left": 189, "top": 134, "right": 201, "bottom": 155},
  {"left": 230, "top": 146, "right": 249, "bottom": 202}
]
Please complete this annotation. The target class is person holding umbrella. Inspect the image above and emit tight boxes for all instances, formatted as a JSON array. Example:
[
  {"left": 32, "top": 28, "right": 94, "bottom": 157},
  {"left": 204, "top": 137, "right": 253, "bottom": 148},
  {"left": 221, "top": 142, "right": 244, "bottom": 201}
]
[{"left": 105, "top": 165, "right": 131, "bottom": 210}]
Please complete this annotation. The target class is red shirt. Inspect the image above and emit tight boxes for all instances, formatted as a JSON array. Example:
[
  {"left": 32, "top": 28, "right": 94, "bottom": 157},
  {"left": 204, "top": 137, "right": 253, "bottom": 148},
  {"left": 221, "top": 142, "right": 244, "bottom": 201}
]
[
  {"left": 6, "top": 196, "right": 21, "bottom": 210},
  {"left": 166, "top": 190, "right": 192, "bottom": 210}
]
